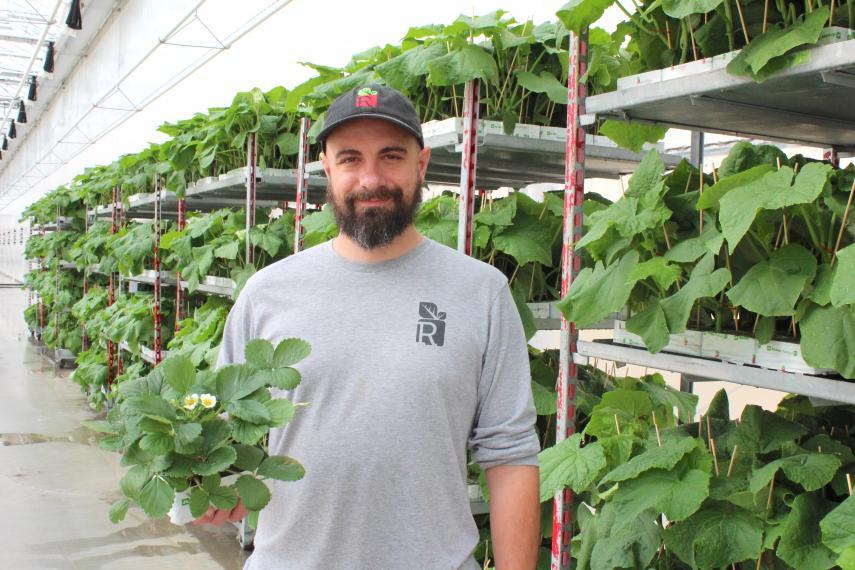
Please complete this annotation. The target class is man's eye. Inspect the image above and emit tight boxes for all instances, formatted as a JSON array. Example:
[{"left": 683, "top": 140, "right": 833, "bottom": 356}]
[{"left": 384, "top": 154, "right": 403, "bottom": 161}]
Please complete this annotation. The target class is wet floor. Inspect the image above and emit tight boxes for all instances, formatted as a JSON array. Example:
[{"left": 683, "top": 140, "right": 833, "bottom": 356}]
[{"left": 0, "top": 287, "right": 248, "bottom": 570}]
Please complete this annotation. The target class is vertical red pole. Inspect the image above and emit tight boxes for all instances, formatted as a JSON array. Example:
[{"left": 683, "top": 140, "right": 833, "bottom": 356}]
[
  {"left": 457, "top": 79, "right": 480, "bottom": 255},
  {"left": 823, "top": 148, "right": 840, "bottom": 167},
  {"left": 54, "top": 204, "right": 60, "bottom": 345},
  {"left": 552, "top": 30, "right": 587, "bottom": 570},
  {"left": 107, "top": 187, "right": 117, "bottom": 387},
  {"left": 153, "top": 178, "right": 163, "bottom": 365},
  {"left": 117, "top": 187, "right": 125, "bottom": 377},
  {"left": 245, "top": 133, "right": 258, "bottom": 264},
  {"left": 81, "top": 201, "right": 88, "bottom": 352},
  {"left": 293, "top": 118, "right": 311, "bottom": 254},
  {"left": 175, "top": 197, "right": 186, "bottom": 333}
]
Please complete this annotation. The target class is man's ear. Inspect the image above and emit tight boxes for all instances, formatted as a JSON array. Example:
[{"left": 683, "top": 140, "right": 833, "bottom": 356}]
[
  {"left": 320, "top": 151, "right": 331, "bottom": 178},
  {"left": 417, "top": 146, "right": 431, "bottom": 180}
]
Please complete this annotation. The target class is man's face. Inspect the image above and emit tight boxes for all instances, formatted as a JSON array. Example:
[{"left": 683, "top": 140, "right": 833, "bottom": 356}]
[{"left": 321, "top": 118, "right": 430, "bottom": 249}]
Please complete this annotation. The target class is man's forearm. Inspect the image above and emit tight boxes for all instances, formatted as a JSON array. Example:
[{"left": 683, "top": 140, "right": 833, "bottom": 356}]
[{"left": 485, "top": 464, "right": 540, "bottom": 569}]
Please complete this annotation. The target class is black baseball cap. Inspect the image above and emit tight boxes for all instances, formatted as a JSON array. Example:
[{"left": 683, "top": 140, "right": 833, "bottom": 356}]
[{"left": 316, "top": 84, "right": 424, "bottom": 148}]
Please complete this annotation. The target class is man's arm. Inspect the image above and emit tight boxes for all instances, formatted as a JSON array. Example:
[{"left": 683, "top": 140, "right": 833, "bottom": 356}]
[{"left": 486, "top": 464, "right": 540, "bottom": 569}]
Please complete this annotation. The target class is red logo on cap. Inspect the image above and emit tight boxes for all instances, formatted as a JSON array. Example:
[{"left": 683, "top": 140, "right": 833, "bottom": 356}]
[{"left": 356, "top": 87, "right": 378, "bottom": 108}]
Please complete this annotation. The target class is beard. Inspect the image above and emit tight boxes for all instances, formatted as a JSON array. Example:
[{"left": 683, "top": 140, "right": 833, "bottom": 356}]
[{"left": 326, "top": 178, "right": 423, "bottom": 250}]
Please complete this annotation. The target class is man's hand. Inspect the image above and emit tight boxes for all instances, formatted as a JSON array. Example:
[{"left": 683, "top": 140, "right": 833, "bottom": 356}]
[
  {"left": 485, "top": 464, "right": 540, "bottom": 569},
  {"left": 191, "top": 500, "right": 248, "bottom": 526}
]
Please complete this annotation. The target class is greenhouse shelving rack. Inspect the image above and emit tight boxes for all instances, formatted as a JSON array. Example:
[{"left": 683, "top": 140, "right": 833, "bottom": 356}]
[
  {"left": 583, "top": 38, "right": 855, "bottom": 153},
  {"left": 544, "top": 30, "right": 855, "bottom": 570}
]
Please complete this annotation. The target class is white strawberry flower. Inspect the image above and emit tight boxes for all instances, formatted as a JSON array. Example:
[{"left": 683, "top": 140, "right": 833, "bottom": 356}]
[
  {"left": 199, "top": 393, "right": 217, "bottom": 409},
  {"left": 269, "top": 207, "right": 284, "bottom": 220},
  {"left": 183, "top": 394, "right": 199, "bottom": 410}
]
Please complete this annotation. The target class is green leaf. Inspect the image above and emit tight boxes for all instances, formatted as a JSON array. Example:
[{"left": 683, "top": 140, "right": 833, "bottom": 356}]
[
  {"left": 538, "top": 434, "right": 607, "bottom": 501},
  {"left": 664, "top": 227, "right": 724, "bottom": 263},
  {"left": 125, "top": 394, "right": 176, "bottom": 421},
  {"left": 585, "top": 389, "right": 653, "bottom": 438},
  {"left": 226, "top": 400, "right": 272, "bottom": 424},
  {"left": 808, "top": 263, "right": 835, "bottom": 306},
  {"left": 235, "top": 474, "right": 271, "bottom": 510},
  {"left": 599, "top": 120, "right": 668, "bottom": 153},
  {"left": 250, "top": 226, "right": 283, "bottom": 257},
  {"left": 697, "top": 164, "right": 772, "bottom": 210},
  {"left": 173, "top": 422, "right": 202, "bottom": 454},
  {"left": 800, "top": 303, "right": 855, "bottom": 379},
  {"left": 139, "top": 432, "right": 174, "bottom": 455},
  {"left": 245, "top": 340, "right": 275, "bottom": 370},
  {"left": 109, "top": 498, "right": 130, "bottom": 523},
  {"left": 189, "top": 487, "right": 210, "bottom": 518},
  {"left": 159, "top": 355, "right": 196, "bottom": 395},
  {"left": 777, "top": 493, "right": 837, "bottom": 570},
  {"left": 641, "top": 379, "right": 698, "bottom": 424},
  {"left": 376, "top": 43, "right": 446, "bottom": 91},
  {"left": 272, "top": 338, "right": 312, "bottom": 367},
  {"left": 120, "top": 465, "right": 151, "bottom": 499},
  {"left": 257, "top": 456, "right": 305, "bottom": 481},
  {"left": 253, "top": 368, "right": 302, "bottom": 390},
  {"left": 831, "top": 244, "right": 855, "bottom": 307},
  {"left": 661, "top": 253, "right": 731, "bottom": 332},
  {"left": 602, "top": 437, "right": 698, "bottom": 482},
  {"left": 213, "top": 240, "right": 239, "bottom": 260},
  {"left": 492, "top": 206, "right": 557, "bottom": 267},
  {"left": 274, "top": 132, "right": 300, "bottom": 156},
  {"left": 556, "top": 0, "right": 616, "bottom": 34},
  {"left": 427, "top": 45, "right": 499, "bottom": 86},
  {"left": 727, "top": 244, "right": 817, "bottom": 316},
  {"left": 662, "top": 0, "right": 724, "bottom": 18},
  {"left": 755, "top": 315, "right": 776, "bottom": 345},
  {"left": 138, "top": 476, "right": 175, "bottom": 518},
  {"left": 216, "top": 364, "right": 268, "bottom": 403},
  {"left": 719, "top": 163, "right": 832, "bottom": 251},
  {"left": 557, "top": 251, "right": 639, "bottom": 328},
  {"left": 727, "top": 405, "right": 807, "bottom": 453},
  {"left": 630, "top": 257, "right": 682, "bottom": 290},
  {"left": 750, "top": 453, "right": 842, "bottom": 493},
  {"left": 532, "top": 381, "right": 558, "bottom": 416},
  {"left": 209, "top": 485, "right": 238, "bottom": 510},
  {"left": 665, "top": 503, "right": 763, "bottom": 568},
  {"left": 613, "top": 467, "right": 710, "bottom": 524},
  {"left": 626, "top": 301, "right": 670, "bottom": 353},
  {"left": 232, "top": 444, "right": 265, "bottom": 471},
  {"left": 515, "top": 71, "right": 567, "bottom": 105},
  {"left": 265, "top": 398, "right": 296, "bottom": 426},
  {"left": 821, "top": 495, "right": 855, "bottom": 554},
  {"left": 192, "top": 446, "right": 237, "bottom": 476},
  {"left": 231, "top": 419, "right": 268, "bottom": 445},
  {"left": 201, "top": 419, "right": 231, "bottom": 453},
  {"left": 727, "top": 8, "right": 829, "bottom": 80}
]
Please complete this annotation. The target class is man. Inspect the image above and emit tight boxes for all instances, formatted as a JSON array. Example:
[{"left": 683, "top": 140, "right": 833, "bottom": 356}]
[{"left": 199, "top": 84, "right": 540, "bottom": 569}]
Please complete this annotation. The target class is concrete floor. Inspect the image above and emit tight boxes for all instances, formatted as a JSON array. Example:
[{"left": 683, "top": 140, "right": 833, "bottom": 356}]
[{"left": 0, "top": 287, "right": 248, "bottom": 570}]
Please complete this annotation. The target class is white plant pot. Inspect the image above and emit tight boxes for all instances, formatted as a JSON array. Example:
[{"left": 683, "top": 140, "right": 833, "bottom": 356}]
[{"left": 169, "top": 474, "right": 239, "bottom": 525}]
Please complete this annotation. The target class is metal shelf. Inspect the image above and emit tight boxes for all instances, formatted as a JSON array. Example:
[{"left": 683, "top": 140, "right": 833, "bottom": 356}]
[
  {"left": 119, "top": 341, "right": 167, "bottom": 365},
  {"left": 306, "top": 118, "right": 682, "bottom": 187},
  {"left": 127, "top": 270, "right": 177, "bottom": 286},
  {"left": 181, "top": 275, "right": 236, "bottom": 297},
  {"left": 584, "top": 39, "right": 855, "bottom": 152},
  {"left": 574, "top": 340, "right": 855, "bottom": 405},
  {"left": 93, "top": 168, "right": 328, "bottom": 220},
  {"left": 38, "top": 346, "right": 76, "bottom": 369}
]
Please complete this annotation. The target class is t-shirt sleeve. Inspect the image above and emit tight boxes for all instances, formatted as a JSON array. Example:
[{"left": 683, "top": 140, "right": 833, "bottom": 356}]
[
  {"left": 215, "top": 286, "right": 255, "bottom": 368},
  {"left": 468, "top": 283, "right": 540, "bottom": 470}
]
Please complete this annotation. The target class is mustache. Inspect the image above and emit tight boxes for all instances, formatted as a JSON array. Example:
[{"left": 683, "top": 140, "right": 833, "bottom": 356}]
[{"left": 346, "top": 187, "right": 404, "bottom": 204}]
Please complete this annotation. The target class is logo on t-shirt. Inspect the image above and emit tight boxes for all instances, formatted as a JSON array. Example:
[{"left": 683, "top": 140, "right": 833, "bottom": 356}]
[{"left": 416, "top": 302, "right": 446, "bottom": 346}]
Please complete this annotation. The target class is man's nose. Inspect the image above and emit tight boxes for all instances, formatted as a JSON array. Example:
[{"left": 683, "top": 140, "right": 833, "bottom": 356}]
[{"left": 358, "top": 158, "right": 383, "bottom": 189}]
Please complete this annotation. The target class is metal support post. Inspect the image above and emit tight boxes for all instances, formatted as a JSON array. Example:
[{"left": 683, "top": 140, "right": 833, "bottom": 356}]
[
  {"left": 153, "top": 178, "right": 163, "bottom": 365},
  {"left": 823, "top": 148, "right": 840, "bottom": 167},
  {"left": 245, "top": 133, "right": 258, "bottom": 264},
  {"left": 689, "top": 131, "right": 704, "bottom": 168},
  {"left": 293, "top": 118, "right": 311, "bottom": 254},
  {"left": 82, "top": 200, "right": 88, "bottom": 352},
  {"left": 553, "top": 29, "right": 587, "bottom": 570},
  {"left": 54, "top": 204, "right": 60, "bottom": 346},
  {"left": 117, "top": 188, "right": 125, "bottom": 378},
  {"left": 175, "top": 197, "right": 186, "bottom": 332},
  {"left": 457, "top": 79, "right": 480, "bottom": 255}
]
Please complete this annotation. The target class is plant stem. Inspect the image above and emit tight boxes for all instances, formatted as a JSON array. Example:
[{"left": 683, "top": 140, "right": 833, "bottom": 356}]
[
  {"left": 652, "top": 411, "right": 662, "bottom": 446},
  {"left": 764, "top": 0, "right": 771, "bottom": 32},
  {"left": 710, "top": 437, "right": 721, "bottom": 475},
  {"left": 735, "top": 0, "right": 751, "bottom": 43},
  {"left": 723, "top": 0, "right": 737, "bottom": 50},
  {"left": 727, "top": 445, "right": 739, "bottom": 476},
  {"left": 688, "top": 18, "right": 699, "bottom": 60},
  {"left": 831, "top": 180, "right": 855, "bottom": 267}
]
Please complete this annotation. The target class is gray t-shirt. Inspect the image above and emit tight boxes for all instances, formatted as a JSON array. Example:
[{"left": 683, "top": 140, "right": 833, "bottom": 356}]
[{"left": 217, "top": 237, "right": 539, "bottom": 570}]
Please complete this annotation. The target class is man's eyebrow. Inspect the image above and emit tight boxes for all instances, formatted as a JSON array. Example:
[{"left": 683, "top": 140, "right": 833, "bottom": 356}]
[
  {"left": 334, "top": 148, "right": 361, "bottom": 159},
  {"left": 380, "top": 145, "right": 408, "bottom": 154}
]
